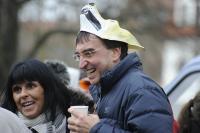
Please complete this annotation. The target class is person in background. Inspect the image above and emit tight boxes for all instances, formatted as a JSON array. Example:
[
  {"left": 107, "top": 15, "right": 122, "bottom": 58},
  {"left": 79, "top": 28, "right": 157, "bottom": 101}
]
[
  {"left": 67, "top": 3, "right": 176, "bottom": 133},
  {"left": 44, "top": 59, "right": 70, "bottom": 87},
  {"left": 1, "top": 59, "right": 94, "bottom": 133},
  {"left": 79, "top": 70, "right": 91, "bottom": 93},
  {"left": 44, "top": 59, "right": 91, "bottom": 96},
  {"left": 178, "top": 91, "right": 200, "bottom": 133},
  {"left": 0, "top": 107, "right": 31, "bottom": 133}
]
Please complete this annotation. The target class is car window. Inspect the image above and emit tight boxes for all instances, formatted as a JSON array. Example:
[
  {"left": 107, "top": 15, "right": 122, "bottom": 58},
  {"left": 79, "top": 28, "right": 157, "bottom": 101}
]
[{"left": 168, "top": 72, "right": 200, "bottom": 119}]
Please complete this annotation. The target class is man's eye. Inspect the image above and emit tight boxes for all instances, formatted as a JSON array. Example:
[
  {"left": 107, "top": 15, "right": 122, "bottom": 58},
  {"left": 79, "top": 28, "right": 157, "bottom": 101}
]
[
  {"left": 84, "top": 51, "right": 94, "bottom": 57},
  {"left": 73, "top": 54, "right": 80, "bottom": 61}
]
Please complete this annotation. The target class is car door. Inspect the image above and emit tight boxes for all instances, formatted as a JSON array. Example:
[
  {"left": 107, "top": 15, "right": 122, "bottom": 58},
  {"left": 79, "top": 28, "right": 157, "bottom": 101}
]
[{"left": 164, "top": 56, "right": 200, "bottom": 119}]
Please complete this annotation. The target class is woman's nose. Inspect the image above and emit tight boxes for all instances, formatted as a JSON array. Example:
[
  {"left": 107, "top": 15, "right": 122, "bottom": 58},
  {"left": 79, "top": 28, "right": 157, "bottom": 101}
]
[{"left": 20, "top": 88, "right": 28, "bottom": 97}]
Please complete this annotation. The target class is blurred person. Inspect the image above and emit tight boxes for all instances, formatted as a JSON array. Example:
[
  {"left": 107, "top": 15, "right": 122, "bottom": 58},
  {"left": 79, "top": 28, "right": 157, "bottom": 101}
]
[
  {"left": 79, "top": 70, "right": 91, "bottom": 93},
  {"left": 1, "top": 59, "right": 94, "bottom": 133},
  {"left": 67, "top": 3, "right": 176, "bottom": 133},
  {"left": 178, "top": 91, "right": 200, "bottom": 133},
  {"left": 44, "top": 59, "right": 91, "bottom": 95},
  {"left": 44, "top": 59, "right": 70, "bottom": 87},
  {"left": 0, "top": 107, "right": 31, "bottom": 133},
  {"left": 44, "top": 59, "right": 82, "bottom": 89}
]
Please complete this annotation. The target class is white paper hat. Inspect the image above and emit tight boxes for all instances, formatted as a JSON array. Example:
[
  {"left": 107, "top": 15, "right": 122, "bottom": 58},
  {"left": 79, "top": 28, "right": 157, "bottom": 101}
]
[{"left": 80, "top": 3, "right": 144, "bottom": 50}]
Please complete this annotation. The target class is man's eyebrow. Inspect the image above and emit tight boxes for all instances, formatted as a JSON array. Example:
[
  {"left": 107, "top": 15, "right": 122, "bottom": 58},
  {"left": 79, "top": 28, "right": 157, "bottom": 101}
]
[
  {"left": 82, "top": 48, "right": 95, "bottom": 53},
  {"left": 75, "top": 48, "right": 95, "bottom": 54},
  {"left": 74, "top": 48, "right": 95, "bottom": 55}
]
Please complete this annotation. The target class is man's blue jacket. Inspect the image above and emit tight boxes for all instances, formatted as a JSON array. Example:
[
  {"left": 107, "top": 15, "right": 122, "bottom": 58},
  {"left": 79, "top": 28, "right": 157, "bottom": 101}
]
[{"left": 89, "top": 53, "right": 174, "bottom": 133}]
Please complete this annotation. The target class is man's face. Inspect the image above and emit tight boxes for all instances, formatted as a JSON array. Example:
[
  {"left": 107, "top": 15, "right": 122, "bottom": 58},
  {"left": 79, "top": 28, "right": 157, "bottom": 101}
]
[{"left": 74, "top": 35, "right": 121, "bottom": 84}]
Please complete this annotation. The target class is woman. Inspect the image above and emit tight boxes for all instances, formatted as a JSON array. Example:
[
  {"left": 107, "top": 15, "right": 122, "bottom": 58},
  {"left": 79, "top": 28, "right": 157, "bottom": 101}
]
[{"left": 1, "top": 59, "right": 94, "bottom": 133}]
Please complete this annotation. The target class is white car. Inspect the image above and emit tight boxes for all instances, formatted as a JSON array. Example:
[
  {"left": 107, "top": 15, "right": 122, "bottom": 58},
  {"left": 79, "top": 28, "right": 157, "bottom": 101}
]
[{"left": 164, "top": 56, "right": 200, "bottom": 119}]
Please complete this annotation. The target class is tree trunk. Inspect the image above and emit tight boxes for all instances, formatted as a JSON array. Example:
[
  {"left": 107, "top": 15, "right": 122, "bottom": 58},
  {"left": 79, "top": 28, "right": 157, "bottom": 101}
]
[{"left": 0, "top": 0, "right": 18, "bottom": 90}]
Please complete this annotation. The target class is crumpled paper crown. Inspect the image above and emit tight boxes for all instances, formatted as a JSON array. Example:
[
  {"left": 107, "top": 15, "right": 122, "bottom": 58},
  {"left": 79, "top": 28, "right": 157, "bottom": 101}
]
[{"left": 80, "top": 3, "right": 144, "bottom": 50}]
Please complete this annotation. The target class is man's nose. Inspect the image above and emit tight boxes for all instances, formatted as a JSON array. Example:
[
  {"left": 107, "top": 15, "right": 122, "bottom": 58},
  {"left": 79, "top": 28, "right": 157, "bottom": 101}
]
[{"left": 79, "top": 58, "right": 88, "bottom": 69}]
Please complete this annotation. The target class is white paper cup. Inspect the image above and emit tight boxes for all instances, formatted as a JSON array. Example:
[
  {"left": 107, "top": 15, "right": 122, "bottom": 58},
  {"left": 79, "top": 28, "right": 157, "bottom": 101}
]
[{"left": 70, "top": 106, "right": 88, "bottom": 116}]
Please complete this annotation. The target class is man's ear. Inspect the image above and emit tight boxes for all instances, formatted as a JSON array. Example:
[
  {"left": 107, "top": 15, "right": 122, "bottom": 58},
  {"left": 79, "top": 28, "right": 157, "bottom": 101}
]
[{"left": 112, "top": 48, "right": 121, "bottom": 62}]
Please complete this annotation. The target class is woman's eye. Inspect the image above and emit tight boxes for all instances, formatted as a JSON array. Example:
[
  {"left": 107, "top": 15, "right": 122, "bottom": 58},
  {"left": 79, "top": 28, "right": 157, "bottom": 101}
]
[
  {"left": 26, "top": 82, "right": 35, "bottom": 88},
  {"left": 12, "top": 86, "right": 21, "bottom": 93}
]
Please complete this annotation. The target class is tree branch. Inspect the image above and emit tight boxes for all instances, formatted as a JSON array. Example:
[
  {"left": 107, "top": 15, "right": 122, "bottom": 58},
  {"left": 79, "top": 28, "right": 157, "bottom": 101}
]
[
  {"left": 26, "top": 29, "right": 77, "bottom": 59},
  {"left": 16, "top": 0, "right": 32, "bottom": 7}
]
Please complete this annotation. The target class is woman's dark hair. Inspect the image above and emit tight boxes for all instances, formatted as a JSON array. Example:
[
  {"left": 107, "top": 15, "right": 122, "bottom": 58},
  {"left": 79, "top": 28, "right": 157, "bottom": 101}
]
[
  {"left": 178, "top": 91, "right": 200, "bottom": 133},
  {"left": 76, "top": 31, "right": 128, "bottom": 60},
  {"left": 1, "top": 59, "right": 94, "bottom": 121}
]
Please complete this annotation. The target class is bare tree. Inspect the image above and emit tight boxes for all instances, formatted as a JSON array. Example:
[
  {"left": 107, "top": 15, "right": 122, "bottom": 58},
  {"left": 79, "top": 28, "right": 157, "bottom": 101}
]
[
  {"left": 0, "top": 0, "right": 77, "bottom": 90},
  {"left": 116, "top": 0, "right": 170, "bottom": 82},
  {"left": 0, "top": 0, "right": 20, "bottom": 90},
  {"left": 0, "top": 0, "right": 182, "bottom": 90}
]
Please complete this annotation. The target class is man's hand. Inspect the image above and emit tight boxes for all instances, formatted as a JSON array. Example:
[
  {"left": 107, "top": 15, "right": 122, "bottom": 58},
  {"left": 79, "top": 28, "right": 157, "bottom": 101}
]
[{"left": 68, "top": 107, "right": 100, "bottom": 133}]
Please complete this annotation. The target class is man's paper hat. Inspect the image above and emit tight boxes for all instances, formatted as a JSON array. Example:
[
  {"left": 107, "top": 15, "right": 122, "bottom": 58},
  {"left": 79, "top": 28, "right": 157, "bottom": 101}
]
[{"left": 80, "top": 3, "right": 144, "bottom": 50}]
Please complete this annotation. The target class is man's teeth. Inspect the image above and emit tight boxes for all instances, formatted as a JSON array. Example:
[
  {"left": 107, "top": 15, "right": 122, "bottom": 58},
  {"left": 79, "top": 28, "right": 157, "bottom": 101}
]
[{"left": 86, "top": 69, "right": 95, "bottom": 74}]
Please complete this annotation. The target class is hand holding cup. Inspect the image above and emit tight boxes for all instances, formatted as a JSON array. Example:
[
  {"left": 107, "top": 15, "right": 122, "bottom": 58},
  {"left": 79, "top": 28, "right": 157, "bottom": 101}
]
[{"left": 70, "top": 106, "right": 88, "bottom": 117}]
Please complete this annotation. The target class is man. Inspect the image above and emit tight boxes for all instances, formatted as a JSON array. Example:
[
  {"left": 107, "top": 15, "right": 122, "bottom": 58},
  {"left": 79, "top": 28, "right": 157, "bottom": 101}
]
[{"left": 68, "top": 3, "right": 175, "bottom": 133}]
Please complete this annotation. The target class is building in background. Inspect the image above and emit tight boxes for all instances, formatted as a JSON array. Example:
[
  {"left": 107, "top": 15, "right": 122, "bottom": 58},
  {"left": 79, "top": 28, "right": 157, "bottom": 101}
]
[{"left": 161, "top": 0, "right": 200, "bottom": 86}]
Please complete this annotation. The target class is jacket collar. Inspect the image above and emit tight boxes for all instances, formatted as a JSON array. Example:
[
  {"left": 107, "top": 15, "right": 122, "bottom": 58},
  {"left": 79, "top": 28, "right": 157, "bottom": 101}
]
[{"left": 96, "top": 52, "right": 142, "bottom": 95}]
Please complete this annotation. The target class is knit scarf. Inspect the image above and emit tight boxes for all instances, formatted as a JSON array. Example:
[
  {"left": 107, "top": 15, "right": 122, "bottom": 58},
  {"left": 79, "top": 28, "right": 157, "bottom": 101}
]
[{"left": 18, "top": 112, "right": 66, "bottom": 133}]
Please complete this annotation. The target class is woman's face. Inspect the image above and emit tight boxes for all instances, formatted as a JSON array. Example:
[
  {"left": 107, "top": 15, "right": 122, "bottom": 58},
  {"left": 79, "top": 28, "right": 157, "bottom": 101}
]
[{"left": 12, "top": 81, "right": 44, "bottom": 119}]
